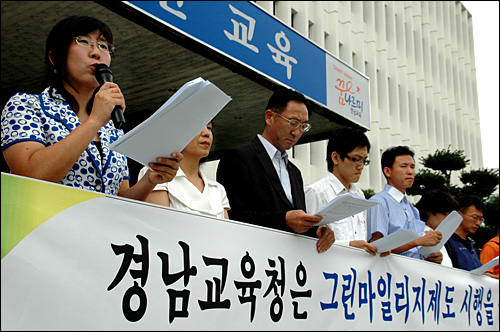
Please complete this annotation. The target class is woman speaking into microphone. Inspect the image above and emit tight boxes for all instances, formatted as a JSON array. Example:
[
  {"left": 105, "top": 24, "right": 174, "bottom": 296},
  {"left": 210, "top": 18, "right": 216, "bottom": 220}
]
[{"left": 1, "top": 16, "right": 182, "bottom": 199}]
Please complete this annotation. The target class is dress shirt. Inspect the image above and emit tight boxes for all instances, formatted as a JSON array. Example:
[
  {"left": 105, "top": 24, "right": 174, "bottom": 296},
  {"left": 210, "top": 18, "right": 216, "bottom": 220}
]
[
  {"left": 138, "top": 167, "right": 230, "bottom": 219},
  {"left": 367, "top": 184, "right": 425, "bottom": 259},
  {"left": 257, "top": 134, "right": 293, "bottom": 205},
  {"left": 305, "top": 172, "right": 367, "bottom": 247},
  {"left": 424, "top": 225, "right": 453, "bottom": 267}
]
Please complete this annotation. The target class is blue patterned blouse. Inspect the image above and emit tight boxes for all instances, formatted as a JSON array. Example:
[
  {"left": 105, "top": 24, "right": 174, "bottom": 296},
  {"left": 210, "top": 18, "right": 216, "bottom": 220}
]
[{"left": 1, "top": 87, "right": 129, "bottom": 195}]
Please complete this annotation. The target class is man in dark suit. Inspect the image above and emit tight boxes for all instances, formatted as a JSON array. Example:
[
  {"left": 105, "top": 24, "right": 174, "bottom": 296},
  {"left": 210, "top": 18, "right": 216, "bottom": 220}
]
[{"left": 217, "top": 88, "right": 335, "bottom": 253}]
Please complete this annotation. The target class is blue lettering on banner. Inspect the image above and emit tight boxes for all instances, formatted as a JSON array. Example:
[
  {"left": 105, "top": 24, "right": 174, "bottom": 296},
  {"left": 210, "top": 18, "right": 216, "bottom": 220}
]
[{"left": 128, "top": 1, "right": 327, "bottom": 104}]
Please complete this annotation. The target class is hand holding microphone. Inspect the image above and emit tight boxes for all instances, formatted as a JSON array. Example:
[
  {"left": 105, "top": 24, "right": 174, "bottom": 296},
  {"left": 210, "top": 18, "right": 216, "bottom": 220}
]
[{"left": 94, "top": 63, "right": 126, "bottom": 129}]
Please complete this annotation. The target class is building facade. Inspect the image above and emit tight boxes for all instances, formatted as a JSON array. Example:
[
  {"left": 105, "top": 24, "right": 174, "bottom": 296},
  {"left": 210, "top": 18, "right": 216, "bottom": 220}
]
[
  {"left": 204, "top": 1, "right": 483, "bottom": 197},
  {"left": 0, "top": 1, "right": 482, "bottom": 198}
]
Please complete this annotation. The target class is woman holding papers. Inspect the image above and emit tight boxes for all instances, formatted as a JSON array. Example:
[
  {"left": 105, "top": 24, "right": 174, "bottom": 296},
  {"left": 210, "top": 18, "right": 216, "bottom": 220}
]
[
  {"left": 1, "top": 16, "right": 181, "bottom": 199},
  {"left": 138, "top": 122, "right": 230, "bottom": 219}
]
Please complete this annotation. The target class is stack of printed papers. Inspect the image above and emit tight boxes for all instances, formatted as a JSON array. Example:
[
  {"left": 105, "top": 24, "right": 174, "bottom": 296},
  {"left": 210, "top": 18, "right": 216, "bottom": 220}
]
[
  {"left": 314, "top": 192, "right": 378, "bottom": 226},
  {"left": 110, "top": 77, "right": 231, "bottom": 167}
]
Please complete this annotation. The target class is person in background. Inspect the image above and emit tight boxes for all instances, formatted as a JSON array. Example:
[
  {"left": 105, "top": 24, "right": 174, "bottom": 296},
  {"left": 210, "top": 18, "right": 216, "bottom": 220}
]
[
  {"left": 480, "top": 222, "right": 499, "bottom": 278},
  {"left": 479, "top": 220, "right": 499, "bottom": 279},
  {"left": 1, "top": 15, "right": 181, "bottom": 198},
  {"left": 217, "top": 88, "right": 334, "bottom": 253},
  {"left": 367, "top": 146, "right": 443, "bottom": 263},
  {"left": 445, "top": 196, "right": 497, "bottom": 278},
  {"left": 138, "top": 122, "right": 230, "bottom": 219},
  {"left": 415, "top": 189, "right": 459, "bottom": 267},
  {"left": 305, "top": 126, "right": 387, "bottom": 256}
]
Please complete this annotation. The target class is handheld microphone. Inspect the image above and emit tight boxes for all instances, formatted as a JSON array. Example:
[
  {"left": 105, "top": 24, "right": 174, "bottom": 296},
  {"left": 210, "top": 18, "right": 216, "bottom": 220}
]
[{"left": 94, "top": 63, "right": 126, "bottom": 129}]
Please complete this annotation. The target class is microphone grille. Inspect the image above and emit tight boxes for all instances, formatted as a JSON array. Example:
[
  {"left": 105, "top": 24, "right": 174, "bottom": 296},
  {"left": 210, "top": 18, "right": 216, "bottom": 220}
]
[
  {"left": 94, "top": 63, "right": 113, "bottom": 84},
  {"left": 94, "top": 63, "right": 111, "bottom": 74}
]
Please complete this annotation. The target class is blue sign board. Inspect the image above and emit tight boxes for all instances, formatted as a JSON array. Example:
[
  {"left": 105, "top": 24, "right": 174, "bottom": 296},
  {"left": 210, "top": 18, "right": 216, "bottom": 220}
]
[{"left": 125, "top": 1, "right": 370, "bottom": 128}]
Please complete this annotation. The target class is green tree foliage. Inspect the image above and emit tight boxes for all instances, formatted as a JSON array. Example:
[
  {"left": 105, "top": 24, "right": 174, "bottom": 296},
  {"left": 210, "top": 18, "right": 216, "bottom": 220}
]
[
  {"left": 460, "top": 168, "right": 499, "bottom": 199},
  {"left": 362, "top": 188, "right": 376, "bottom": 200},
  {"left": 419, "top": 146, "right": 470, "bottom": 189},
  {"left": 409, "top": 147, "right": 498, "bottom": 199},
  {"left": 406, "top": 169, "right": 446, "bottom": 196}
]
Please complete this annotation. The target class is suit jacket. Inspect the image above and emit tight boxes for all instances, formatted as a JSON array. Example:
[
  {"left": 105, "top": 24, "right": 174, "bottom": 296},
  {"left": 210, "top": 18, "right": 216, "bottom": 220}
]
[{"left": 217, "top": 136, "right": 317, "bottom": 237}]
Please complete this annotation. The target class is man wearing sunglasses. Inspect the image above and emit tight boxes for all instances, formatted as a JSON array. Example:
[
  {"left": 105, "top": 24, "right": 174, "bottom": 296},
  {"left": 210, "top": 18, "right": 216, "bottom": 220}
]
[{"left": 217, "top": 88, "right": 335, "bottom": 253}]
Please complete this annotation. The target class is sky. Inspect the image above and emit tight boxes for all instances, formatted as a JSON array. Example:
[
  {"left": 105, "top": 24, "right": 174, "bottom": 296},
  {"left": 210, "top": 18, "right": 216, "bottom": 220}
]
[{"left": 461, "top": 1, "right": 499, "bottom": 169}]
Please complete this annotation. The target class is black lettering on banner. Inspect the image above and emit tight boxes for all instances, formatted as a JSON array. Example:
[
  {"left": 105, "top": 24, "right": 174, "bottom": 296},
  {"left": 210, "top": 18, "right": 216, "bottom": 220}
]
[
  {"left": 166, "top": 289, "right": 190, "bottom": 322},
  {"left": 122, "top": 280, "right": 147, "bottom": 322},
  {"left": 290, "top": 261, "right": 312, "bottom": 319},
  {"left": 264, "top": 256, "right": 285, "bottom": 322},
  {"left": 157, "top": 241, "right": 197, "bottom": 323},
  {"left": 199, "top": 256, "right": 231, "bottom": 310},
  {"left": 234, "top": 251, "right": 262, "bottom": 322},
  {"left": 108, "top": 235, "right": 150, "bottom": 291},
  {"left": 107, "top": 234, "right": 149, "bottom": 322}
]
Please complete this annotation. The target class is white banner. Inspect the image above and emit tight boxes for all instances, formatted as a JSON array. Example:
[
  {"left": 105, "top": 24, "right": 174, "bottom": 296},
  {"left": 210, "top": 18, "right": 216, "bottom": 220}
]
[{"left": 1, "top": 174, "right": 498, "bottom": 330}]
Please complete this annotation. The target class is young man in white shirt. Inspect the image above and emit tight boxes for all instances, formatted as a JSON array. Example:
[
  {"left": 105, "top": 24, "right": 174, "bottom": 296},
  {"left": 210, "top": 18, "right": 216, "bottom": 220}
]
[{"left": 305, "top": 127, "right": 386, "bottom": 256}]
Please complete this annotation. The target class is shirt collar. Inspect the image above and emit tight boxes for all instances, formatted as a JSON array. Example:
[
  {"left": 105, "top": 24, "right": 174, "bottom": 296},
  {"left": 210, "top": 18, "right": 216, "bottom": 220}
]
[
  {"left": 326, "top": 172, "right": 349, "bottom": 195},
  {"left": 387, "top": 184, "right": 406, "bottom": 203},
  {"left": 176, "top": 166, "right": 219, "bottom": 188},
  {"left": 258, "top": 134, "right": 288, "bottom": 163}
]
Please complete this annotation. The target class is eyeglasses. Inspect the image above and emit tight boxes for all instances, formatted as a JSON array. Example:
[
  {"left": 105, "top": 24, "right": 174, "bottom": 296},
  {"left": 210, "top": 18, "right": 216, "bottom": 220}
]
[
  {"left": 274, "top": 112, "right": 311, "bottom": 132},
  {"left": 463, "top": 213, "right": 485, "bottom": 223},
  {"left": 74, "top": 36, "right": 116, "bottom": 54},
  {"left": 344, "top": 155, "right": 370, "bottom": 166}
]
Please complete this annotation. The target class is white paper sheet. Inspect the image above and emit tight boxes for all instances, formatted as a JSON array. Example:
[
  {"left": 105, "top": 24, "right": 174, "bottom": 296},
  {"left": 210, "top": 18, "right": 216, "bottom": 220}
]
[
  {"left": 370, "top": 229, "right": 421, "bottom": 254},
  {"left": 418, "top": 210, "right": 463, "bottom": 256},
  {"left": 314, "top": 192, "right": 379, "bottom": 226},
  {"left": 109, "top": 77, "right": 231, "bottom": 167},
  {"left": 470, "top": 256, "right": 499, "bottom": 275}
]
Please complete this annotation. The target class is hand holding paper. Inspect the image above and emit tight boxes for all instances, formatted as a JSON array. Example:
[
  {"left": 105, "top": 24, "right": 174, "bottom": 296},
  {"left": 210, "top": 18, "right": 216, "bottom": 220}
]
[
  {"left": 418, "top": 211, "right": 462, "bottom": 256},
  {"left": 109, "top": 77, "right": 231, "bottom": 168},
  {"left": 314, "top": 192, "right": 378, "bottom": 226}
]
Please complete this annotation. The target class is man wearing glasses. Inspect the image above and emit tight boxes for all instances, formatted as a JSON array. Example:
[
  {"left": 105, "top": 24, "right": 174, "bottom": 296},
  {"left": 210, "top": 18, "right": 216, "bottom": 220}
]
[
  {"left": 366, "top": 146, "right": 443, "bottom": 263},
  {"left": 217, "top": 88, "right": 335, "bottom": 253},
  {"left": 305, "top": 127, "right": 385, "bottom": 256},
  {"left": 445, "top": 196, "right": 485, "bottom": 271}
]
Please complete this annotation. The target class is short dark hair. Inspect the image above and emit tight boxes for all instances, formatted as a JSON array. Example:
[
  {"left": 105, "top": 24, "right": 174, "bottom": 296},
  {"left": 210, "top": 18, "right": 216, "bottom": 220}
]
[
  {"left": 457, "top": 195, "right": 485, "bottom": 214},
  {"left": 266, "top": 88, "right": 312, "bottom": 117},
  {"left": 381, "top": 146, "right": 414, "bottom": 179},
  {"left": 416, "top": 189, "right": 459, "bottom": 222},
  {"left": 43, "top": 16, "right": 114, "bottom": 112},
  {"left": 326, "top": 127, "right": 371, "bottom": 172}
]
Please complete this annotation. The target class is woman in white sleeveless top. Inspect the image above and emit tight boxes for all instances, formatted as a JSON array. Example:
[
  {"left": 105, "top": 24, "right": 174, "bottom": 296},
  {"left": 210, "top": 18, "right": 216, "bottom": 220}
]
[{"left": 138, "top": 122, "right": 230, "bottom": 219}]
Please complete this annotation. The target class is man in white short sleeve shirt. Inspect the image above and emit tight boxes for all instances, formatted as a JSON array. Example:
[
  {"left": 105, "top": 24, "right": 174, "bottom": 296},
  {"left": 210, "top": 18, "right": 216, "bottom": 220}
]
[{"left": 305, "top": 127, "right": 386, "bottom": 256}]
